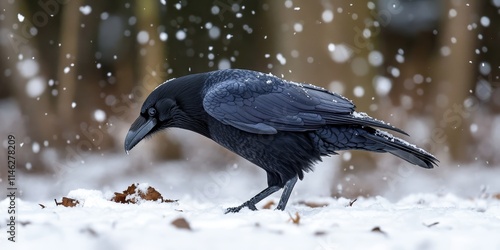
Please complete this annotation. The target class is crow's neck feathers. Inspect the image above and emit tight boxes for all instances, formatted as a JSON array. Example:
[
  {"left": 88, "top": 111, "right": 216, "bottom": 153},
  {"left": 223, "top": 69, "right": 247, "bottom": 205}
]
[{"left": 153, "top": 73, "right": 211, "bottom": 137}]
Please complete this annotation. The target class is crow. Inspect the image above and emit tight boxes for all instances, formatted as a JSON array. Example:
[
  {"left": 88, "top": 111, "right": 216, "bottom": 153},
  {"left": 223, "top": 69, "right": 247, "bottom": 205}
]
[{"left": 124, "top": 69, "right": 438, "bottom": 213}]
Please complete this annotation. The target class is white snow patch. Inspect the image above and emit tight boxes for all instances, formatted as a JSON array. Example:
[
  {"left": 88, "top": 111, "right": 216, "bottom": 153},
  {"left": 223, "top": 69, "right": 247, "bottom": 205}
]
[
  {"left": 293, "top": 23, "right": 303, "bottom": 33},
  {"left": 328, "top": 43, "right": 352, "bottom": 63},
  {"left": 32, "top": 141, "right": 40, "bottom": 154},
  {"left": 17, "top": 13, "right": 24, "bottom": 22},
  {"left": 208, "top": 26, "right": 221, "bottom": 39},
  {"left": 368, "top": 50, "right": 383, "bottom": 66},
  {"left": 26, "top": 77, "right": 45, "bottom": 97},
  {"left": 159, "top": 32, "right": 168, "bottom": 41},
  {"left": 79, "top": 5, "right": 92, "bottom": 15},
  {"left": 17, "top": 59, "right": 39, "bottom": 78},
  {"left": 390, "top": 67, "right": 400, "bottom": 78},
  {"left": 276, "top": 53, "right": 287, "bottom": 65},
  {"left": 137, "top": 30, "right": 149, "bottom": 44},
  {"left": 176, "top": 30, "right": 186, "bottom": 41},
  {"left": 63, "top": 66, "right": 70, "bottom": 74},
  {"left": 479, "top": 61, "right": 491, "bottom": 76},
  {"left": 71, "top": 102, "right": 77, "bottom": 109},
  {"left": 93, "top": 109, "right": 106, "bottom": 122},
  {"left": 440, "top": 46, "right": 451, "bottom": 56},
  {"left": 480, "top": 16, "right": 490, "bottom": 27},
  {"left": 448, "top": 8, "right": 457, "bottom": 18},
  {"left": 218, "top": 59, "right": 231, "bottom": 70},
  {"left": 3, "top": 192, "right": 498, "bottom": 249},
  {"left": 373, "top": 76, "right": 392, "bottom": 96},
  {"left": 321, "top": 9, "right": 334, "bottom": 23},
  {"left": 353, "top": 86, "right": 365, "bottom": 97}
]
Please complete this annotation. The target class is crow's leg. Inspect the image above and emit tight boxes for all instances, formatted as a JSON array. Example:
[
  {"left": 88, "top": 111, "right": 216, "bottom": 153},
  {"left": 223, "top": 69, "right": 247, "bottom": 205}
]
[
  {"left": 276, "top": 176, "right": 298, "bottom": 211},
  {"left": 225, "top": 185, "right": 280, "bottom": 213}
]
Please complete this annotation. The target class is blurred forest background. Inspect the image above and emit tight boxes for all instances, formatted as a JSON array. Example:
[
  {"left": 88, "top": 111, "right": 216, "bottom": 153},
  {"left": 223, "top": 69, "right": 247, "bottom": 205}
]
[{"left": 1, "top": 0, "right": 499, "bottom": 198}]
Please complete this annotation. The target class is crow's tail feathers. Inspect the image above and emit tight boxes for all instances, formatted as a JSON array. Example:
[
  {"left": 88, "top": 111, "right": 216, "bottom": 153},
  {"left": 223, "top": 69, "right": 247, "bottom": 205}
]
[{"left": 364, "top": 129, "right": 439, "bottom": 169}]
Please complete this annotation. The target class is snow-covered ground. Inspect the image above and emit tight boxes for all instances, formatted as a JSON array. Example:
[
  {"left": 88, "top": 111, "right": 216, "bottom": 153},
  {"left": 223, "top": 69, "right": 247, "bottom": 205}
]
[
  {"left": 2, "top": 190, "right": 500, "bottom": 250},
  {"left": 2, "top": 154, "right": 500, "bottom": 250}
]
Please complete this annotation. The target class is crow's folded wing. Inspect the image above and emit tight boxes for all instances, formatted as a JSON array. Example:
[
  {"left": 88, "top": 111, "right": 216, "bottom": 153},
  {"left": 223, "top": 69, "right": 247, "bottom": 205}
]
[{"left": 203, "top": 78, "right": 407, "bottom": 135}]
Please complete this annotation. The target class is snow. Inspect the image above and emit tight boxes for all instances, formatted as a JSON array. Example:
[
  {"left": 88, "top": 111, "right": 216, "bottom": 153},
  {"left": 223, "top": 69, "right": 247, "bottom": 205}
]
[
  {"left": 390, "top": 67, "right": 400, "bottom": 78},
  {"left": 79, "top": 5, "right": 92, "bottom": 15},
  {"left": 25, "top": 77, "right": 45, "bottom": 98},
  {"left": 218, "top": 59, "right": 231, "bottom": 70},
  {"left": 276, "top": 53, "right": 287, "bottom": 65},
  {"left": 93, "top": 109, "right": 106, "bottom": 122},
  {"left": 2, "top": 191, "right": 499, "bottom": 249},
  {"left": 368, "top": 50, "right": 384, "bottom": 67},
  {"left": 159, "top": 32, "right": 168, "bottom": 41},
  {"left": 208, "top": 26, "right": 221, "bottom": 40},
  {"left": 373, "top": 76, "right": 392, "bottom": 96},
  {"left": 448, "top": 9, "right": 457, "bottom": 18},
  {"left": 440, "top": 46, "right": 451, "bottom": 57},
  {"left": 321, "top": 10, "right": 334, "bottom": 23},
  {"left": 480, "top": 16, "right": 490, "bottom": 27},
  {"left": 17, "top": 13, "right": 24, "bottom": 22},
  {"left": 293, "top": 23, "right": 303, "bottom": 33},
  {"left": 479, "top": 61, "right": 491, "bottom": 75},
  {"left": 136, "top": 30, "right": 149, "bottom": 44},
  {"left": 17, "top": 60, "right": 39, "bottom": 78},
  {"left": 176, "top": 30, "right": 186, "bottom": 41},
  {"left": 328, "top": 43, "right": 352, "bottom": 63},
  {"left": 32, "top": 142, "right": 40, "bottom": 154},
  {"left": 353, "top": 86, "right": 365, "bottom": 97}
]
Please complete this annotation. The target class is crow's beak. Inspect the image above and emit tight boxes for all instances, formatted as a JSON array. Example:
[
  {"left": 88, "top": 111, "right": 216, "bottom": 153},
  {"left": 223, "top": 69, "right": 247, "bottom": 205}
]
[{"left": 124, "top": 116, "right": 157, "bottom": 153}]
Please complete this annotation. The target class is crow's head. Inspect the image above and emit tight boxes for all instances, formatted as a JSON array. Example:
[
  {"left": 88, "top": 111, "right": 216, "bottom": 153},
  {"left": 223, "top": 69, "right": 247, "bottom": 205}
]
[{"left": 124, "top": 73, "right": 209, "bottom": 152}]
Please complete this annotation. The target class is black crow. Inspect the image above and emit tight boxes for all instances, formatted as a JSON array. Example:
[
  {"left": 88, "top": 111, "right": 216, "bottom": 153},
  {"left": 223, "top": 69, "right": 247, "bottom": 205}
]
[{"left": 124, "top": 69, "right": 438, "bottom": 213}]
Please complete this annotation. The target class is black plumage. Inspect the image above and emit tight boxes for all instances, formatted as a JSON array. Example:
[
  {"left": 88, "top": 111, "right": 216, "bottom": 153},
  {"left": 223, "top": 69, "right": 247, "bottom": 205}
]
[{"left": 125, "top": 69, "right": 438, "bottom": 213}]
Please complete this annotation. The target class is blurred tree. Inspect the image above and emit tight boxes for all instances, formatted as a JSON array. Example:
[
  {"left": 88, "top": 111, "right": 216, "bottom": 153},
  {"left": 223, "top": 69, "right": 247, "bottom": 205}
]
[{"left": 0, "top": 0, "right": 498, "bottom": 191}]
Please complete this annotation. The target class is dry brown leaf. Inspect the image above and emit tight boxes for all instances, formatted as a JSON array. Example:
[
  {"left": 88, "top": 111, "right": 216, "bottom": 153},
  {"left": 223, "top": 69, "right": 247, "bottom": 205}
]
[
  {"left": 288, "top": 212, "right": 300, "bottom": 225},
  {"left": 493, "top": 193, "right": 500, "bottom": 200},
  {"left": 171, "top": 217, "right": 191, "bottom": 230},
  {"left": 297, "top": 201, "right": 328, "bottom": 208},
  {"left": 54, "top": 197, "right": 79, "bottom": 207},
  {"left": 262, "top": 200, "right": 275, "bottom": 209},
  {"left": 110, "top": 183, "right": 177, "bottom": 204}
]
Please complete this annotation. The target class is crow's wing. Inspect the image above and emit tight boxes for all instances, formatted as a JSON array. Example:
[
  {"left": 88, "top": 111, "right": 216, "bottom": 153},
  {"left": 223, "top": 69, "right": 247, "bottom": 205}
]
[{"left": 203, "top": 76, "right": 406, "bottom": 135}]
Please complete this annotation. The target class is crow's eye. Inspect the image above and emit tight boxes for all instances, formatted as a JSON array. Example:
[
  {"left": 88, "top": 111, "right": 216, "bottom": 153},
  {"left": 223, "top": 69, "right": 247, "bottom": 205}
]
[{"left": 148, "top": 107, "right": 157, "bottom": 117}]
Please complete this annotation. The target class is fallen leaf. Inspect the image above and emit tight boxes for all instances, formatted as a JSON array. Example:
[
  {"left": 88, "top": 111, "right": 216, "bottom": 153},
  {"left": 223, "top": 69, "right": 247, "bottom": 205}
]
[
  {"left": 493, "top": 193, "right": 500, "bottom": 200},
  {"left": 111, "top": 183, "right": 177, "bottom": 204},
  {"left": 262, "top": 200, "right": 275, "bottom": 209},
  {"left": 297, "top": 201, "right": 328, "bottom": 208},
  {"left": 288, "top": 212, "right": 300, "bottom": 225},
  {"left": 171, "top": 217, "right": 191, "bottom": 230},
  {"left": 54, "top": 197, "right": 79, "bottom": 207}
]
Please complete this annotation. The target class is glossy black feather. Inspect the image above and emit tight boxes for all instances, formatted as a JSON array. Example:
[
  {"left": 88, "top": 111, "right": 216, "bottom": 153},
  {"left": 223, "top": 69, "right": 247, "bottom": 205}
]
[{"left": 203, "top": 70, "right": 408, "bottom": 135}]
